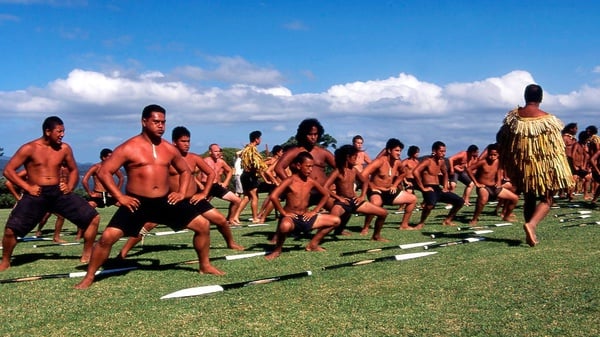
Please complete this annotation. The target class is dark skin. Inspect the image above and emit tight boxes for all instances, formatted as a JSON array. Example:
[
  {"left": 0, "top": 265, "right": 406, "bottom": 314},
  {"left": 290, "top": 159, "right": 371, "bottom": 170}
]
[
  {"left": 265, "top": 157, "right": 340, "bottom": 260},
  {"left": 1, "top": 123, "right": 99, "bottom": 271},
  {"left": 75, "top": 111, "right": 223, "bottom": 289}
]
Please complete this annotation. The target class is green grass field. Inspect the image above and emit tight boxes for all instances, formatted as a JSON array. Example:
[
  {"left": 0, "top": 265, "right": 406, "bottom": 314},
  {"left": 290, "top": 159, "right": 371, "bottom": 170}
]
[{"left": 0, "top": 193, "right": 598, "bottom": 337}]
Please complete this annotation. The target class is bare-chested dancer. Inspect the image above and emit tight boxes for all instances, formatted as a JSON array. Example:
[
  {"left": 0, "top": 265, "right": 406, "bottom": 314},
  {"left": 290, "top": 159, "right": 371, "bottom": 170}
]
[
  {"left": 325, "top": 145, "right": 388, "bottom": 236},
  {"left": 2, "top": 116, "right": 99, "bottom": 271},
  {"left": 448, "top": 145, "right": 479, "bottom": 206},
  {"left": 361, "top": 138, "right": 418, "bottom": 239},
  {"left": 117, "top": 127, "right": 244, "bottom": 258},
  {"left": 75, "top": 105, "right": 224, "bottom": 289},
  {"left": 265, "top": 152, "right": 340, "bottom": 260},
  {"left": 413, "top": 141, "right": 465, "bottom": 228},
  {"left": 201, "top": 143, "right": 243, "bottom": 225},
  {"left": 82, "top": 148, "right": 124, "bottom": 209},
  {"left": 466, "top": 143, "right": 518, "bottom": 225},
  {"left": 274, "top": 118, "right": 335, "bottom": 207}
]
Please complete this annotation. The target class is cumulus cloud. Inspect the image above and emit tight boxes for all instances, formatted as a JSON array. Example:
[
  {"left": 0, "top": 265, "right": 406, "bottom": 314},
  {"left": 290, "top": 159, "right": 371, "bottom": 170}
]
[
  {"left": 1, "top": 64, "right": 599, "bottom": 162},
  {"left": 173, "top": 56, "right": 284, "bottom": 87}
]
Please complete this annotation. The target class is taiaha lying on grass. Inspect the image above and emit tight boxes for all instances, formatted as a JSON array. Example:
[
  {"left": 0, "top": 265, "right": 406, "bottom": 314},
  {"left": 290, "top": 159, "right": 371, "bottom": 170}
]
[
  {"left": 322, "top": 251, "right": 437, "bottom": 270},
  {"left": 553, "top": 210, "right": 592, "bottom": 218},
  {"left": 561, "top": 221, "right": 600, "bottom": 228},
  {"left": 340, "top": 241, "right": 436, "bottom": 256},
  {"left": 32, "top": 242, "right": 81, "bottom": 248},
  {"left": 161, "top": 270, "right": 313, "bottom": 299},
  {"left": 0, "top": 267, "right": 137, "bottom": 284},
  {"left": 456, "top": 223, "right": 512, "bottom": 231},
  {"left": 558, "top": 214, "right": 591, "bottom": 222},
  {"left": 157, "top": 251, "right": 270, "bottom": 267},
  {"left": 17, "top": 236, "right": 52, "bottom": 242},
  {"left": 423, "top": 237, "right": 485, "bottom": 250}
]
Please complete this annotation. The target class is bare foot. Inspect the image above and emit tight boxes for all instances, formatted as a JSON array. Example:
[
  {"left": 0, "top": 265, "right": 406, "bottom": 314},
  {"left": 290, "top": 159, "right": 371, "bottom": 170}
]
[
  {"left": 398, "top": 225, "right": 418, "bottom": 230},
  {"left": 74, "top": 276, "right": 94, "bottom": 289},
  {"left": 0, "top": 261, "right": 10, "bottom": 271},
  {"left": 53, "top": 238, "right": 68, "bottom": 244},
  {"left": 305, "top": 245, "right": 326, "bottom": 252},
  {"left": 371, "top": 236, "right": 390, "bottom": 242},
  {"left": 359, "top": 228, "right": 369, "bottom": 236},
  {"left": 442, "top": 219, "right": 456, "bottom": 226},
  {"left": 199, "top": 265, "right": 226, "bottom": 275},
  {"left": 503, "top": 214, "right": 517, "bottom": 222},
  {"left": 228, "top": 242, "right": 245, "bottom": 251},
  {"left": 339, "top": 230, "right": 352, "bottom": 236},
  {"left": 35, "top": 231, "right": 43, "bottom": 237},
  {"left": 523, "top": 223, "right": 538, "bottom": 247},
  {"left": 468, "top": 219, "right": 478, "bottom": 225},
  {"left": 264, "top": 250, "right": 281, "bottom": 260},
  {"left": 80, "top": 256, "right": 90, "bottom": 264}
]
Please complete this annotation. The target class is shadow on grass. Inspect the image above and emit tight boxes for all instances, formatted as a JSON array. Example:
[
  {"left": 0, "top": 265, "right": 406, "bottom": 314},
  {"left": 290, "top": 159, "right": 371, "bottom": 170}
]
[
  {"left": 9, "top": 252, "right": 78, "bottom": 267},
  {"left": 122, "top": 243, "right": 189, "bottom": 258},
  {"left": 421, "top": 231, "right": 521, "bottom": 247}
]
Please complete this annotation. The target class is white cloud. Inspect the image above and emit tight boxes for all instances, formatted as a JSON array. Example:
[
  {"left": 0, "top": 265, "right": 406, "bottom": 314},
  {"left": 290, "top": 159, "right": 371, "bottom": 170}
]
[
  {"left": 593, "top": 66, "right": 600, "bottom": 73},
  {"left": 173, "top": 56, "right": 284, "bottom": 87},
  {"left": 2, "top": 66, "right": 599, "bottom": 163}
]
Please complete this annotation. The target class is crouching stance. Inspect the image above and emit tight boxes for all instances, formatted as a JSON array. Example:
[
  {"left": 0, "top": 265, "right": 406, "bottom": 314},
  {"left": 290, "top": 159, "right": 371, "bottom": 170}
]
[
  {"left": 265, "top": 152, "right": 340, "bottom": 260},
  {"left": 1, "top": 116, "right": 99, "bottom": 271},
  {"left": 75, "top": 105, "right": 223, "bottom": 289},
  {"left": 467, "top": 143, "right": 518, "bottom": 225}
]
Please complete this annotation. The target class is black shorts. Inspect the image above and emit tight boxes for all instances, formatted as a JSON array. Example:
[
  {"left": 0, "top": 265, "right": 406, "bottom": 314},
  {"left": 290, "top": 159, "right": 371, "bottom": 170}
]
[
  {"left": 421, "top": 185, "right": 464, "bottom": 208},
  {"left": 106, "top": 194, "right": 202, "bottom": 237},
  {"left": 333, "top": 198, "right": 365, "bottom": 214},
  {"left": 192, "top": 199, "right": 215, "bottom": 214},
  {"left": 241, "top": 171, "right": 260, "bottom": 192},
  {"left": 6, "top": 185, "right": 98, "bottom": 237},
  {"left": 367, "top": 189, "right": 400, "bottom": 206},
  {"left": 208, "top": 184, "right": 230, "bottom": 199},
  {"left": 483, "top": 186, "right": 503, "bottom": 201},
  {"left": 287, "top": 214, "right": 317, "bottom": 235},
  {"left": 89, "top": 191, "right": 118, "bottom": 208},
  {"left": 593, "top": 171, "right": 600, "bottom": 183}
]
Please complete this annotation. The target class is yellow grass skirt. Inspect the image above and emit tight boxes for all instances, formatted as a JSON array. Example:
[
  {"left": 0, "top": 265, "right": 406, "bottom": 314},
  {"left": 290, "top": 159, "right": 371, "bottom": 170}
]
[{"left": 497, "top": 108, "right": 574, "bottom": 195}]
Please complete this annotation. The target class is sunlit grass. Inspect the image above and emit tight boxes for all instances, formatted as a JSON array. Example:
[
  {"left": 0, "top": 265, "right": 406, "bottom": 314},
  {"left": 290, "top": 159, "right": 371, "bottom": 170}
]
[{"left": 1, "top": 191, "right": 598, "bottom": 337}]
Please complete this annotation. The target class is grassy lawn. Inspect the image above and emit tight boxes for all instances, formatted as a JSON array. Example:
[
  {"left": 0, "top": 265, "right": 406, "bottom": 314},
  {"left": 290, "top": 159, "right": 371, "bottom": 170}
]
[{"left": 0, "top": 192, "right": 598, "bottom": 337}]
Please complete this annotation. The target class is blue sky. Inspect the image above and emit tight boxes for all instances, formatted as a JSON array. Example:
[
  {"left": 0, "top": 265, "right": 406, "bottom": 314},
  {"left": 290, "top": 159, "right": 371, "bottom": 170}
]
[{"left": 1, "top": 0, "right": 599, "bottom": 163}]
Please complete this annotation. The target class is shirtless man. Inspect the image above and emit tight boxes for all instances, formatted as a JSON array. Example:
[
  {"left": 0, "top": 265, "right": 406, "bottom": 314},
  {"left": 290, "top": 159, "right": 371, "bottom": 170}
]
[
  {"left": 274, "top": 118, "right": 336, "bottom": 207},
  {"left": 325, "top": 145, "right": 388, "bottom": 236},
  {"left": 352, "top": 135, "right": 372, "bottom": 173},
  {"left": 265, "top": 152, "right": 340, "bottom": 260},
  {"left": 360, "top": 138, "right": 418, "bottom": 238},
  {"left": 466, "top": 144, "right": 518, "bottom": 225},
  {"left": 5, "top": 169, "right": 66, "bottom": 243},
  {"left": 117, "top": 127, "right": 244, "bottom": 258},
  {"left": 413, "top": 141, "right": 465, "bottom": 228},
  {"left": 75, "top": 105, "right": 223, "bottom": 289},
  {"left": 2, "top": 116, "right": 100, "bottom": 271},
  {"left": 448, "top": 145, "right": 479, "bottom": 206},
  {"left": 400, "top": 145, "right": 421, "bottom": 195},
  {"left": 201, "top": 143, "right": 242, "bottom": 225},
  {"left": 82, "top": 148, "right": 124, "bottom": 209},
  {"left": 570, "top": 132, "right": 591, "bottom": 199}
]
